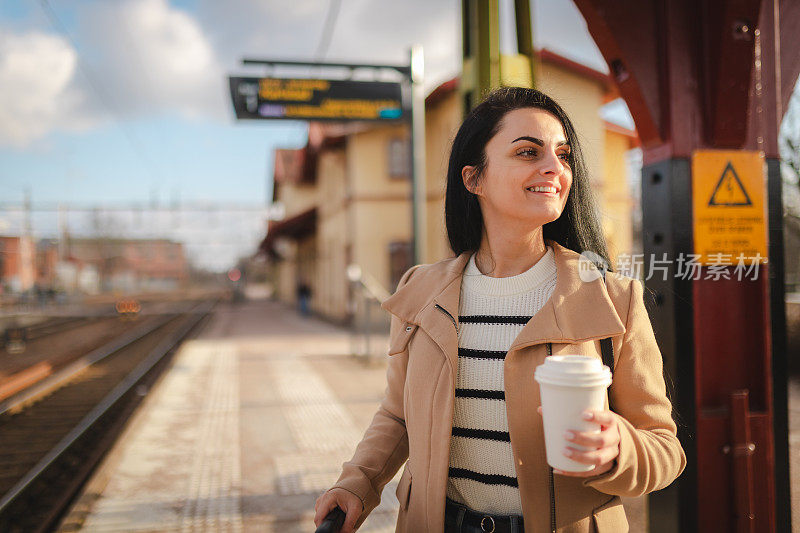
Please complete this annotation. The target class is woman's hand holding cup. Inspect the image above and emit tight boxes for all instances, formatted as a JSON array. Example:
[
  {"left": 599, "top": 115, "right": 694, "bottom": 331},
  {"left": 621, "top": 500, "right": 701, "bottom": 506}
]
[{"left": 536, "top": 406, "right": 621, "bottom": 477}]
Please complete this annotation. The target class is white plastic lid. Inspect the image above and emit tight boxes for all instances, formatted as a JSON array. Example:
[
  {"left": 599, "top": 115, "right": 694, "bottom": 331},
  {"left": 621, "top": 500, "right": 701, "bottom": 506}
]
[{"left": 534, "top": 355, "right": 612, "bottom": 388}]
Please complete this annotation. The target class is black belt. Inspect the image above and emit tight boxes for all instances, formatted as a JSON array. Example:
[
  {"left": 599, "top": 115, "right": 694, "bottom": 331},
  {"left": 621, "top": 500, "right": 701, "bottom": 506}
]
[{"left": 445, "top": 497, "right": 524, "bottom": 533}]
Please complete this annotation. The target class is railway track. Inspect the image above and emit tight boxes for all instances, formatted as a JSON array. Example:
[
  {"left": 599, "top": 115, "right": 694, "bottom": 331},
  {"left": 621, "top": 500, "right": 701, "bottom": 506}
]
[
  {"left": 19, "top": 316, "right": 109, "bottom": 342},
  {"left": 0, "top": 301, "right": 214, "bottom": 532}
]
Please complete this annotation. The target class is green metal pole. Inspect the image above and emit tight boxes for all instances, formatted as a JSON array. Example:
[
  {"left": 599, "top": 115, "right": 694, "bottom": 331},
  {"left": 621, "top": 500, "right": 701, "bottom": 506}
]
[
  {"left": 461, "top": 0, "right": 501, "bottom": 115},
  {"left": 514, "top": 0, "right": 536, "bottom": 88}
]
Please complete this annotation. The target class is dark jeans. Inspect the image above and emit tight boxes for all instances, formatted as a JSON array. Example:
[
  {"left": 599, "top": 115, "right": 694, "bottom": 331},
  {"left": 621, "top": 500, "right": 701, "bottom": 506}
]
[{"left": 444, "top": 497, "right": 524, "bottom": 533}]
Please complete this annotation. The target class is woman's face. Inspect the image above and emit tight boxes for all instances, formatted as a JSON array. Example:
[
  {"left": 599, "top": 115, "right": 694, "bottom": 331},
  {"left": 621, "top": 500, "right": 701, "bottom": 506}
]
[{"left": 463, "top": 107, "right": 573, "bottom": 229}]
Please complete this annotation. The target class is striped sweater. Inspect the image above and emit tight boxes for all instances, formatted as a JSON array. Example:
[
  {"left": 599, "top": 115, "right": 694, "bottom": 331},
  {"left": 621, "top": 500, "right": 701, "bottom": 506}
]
[{"left": 446, "top": 246, "right": 557, "bottom": 514}]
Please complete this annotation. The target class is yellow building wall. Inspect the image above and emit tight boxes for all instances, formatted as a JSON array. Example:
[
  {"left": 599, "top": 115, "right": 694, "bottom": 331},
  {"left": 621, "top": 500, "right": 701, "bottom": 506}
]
[
  {"left": 278, "top": 182, "right": 317, "bottom": 218},
  {"left": 316, "top": 148, "right": 350, "bottom": 322},
  {"left": 601, "top": 128, "right": 636, "bottom": 264},
  {"left": 425, "top": 90, "right": 463, "bottom": 262},
  {"left": 271, "top": 172, "right": 318, "bottom": 308},
  {"left": 345, "top": 124, "right": 414, "bottom": 293},
  {"left": 348, "top": 123, "right": 412, "bottom": 197},
  {"left": 312, "top": 124, "right": 416, "bottom": 317},
  {"left": 351, "top": 201, "right": 413, "bottom": 292},
  {"left": 276, "top": 243, "right": 297, "bottom": 303},
  {"left": 275, "top": 236, "right": 316, "bottom": 306}
]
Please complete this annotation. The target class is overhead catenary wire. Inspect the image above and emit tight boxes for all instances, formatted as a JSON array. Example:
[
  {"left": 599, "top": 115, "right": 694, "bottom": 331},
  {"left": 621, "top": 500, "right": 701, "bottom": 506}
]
[{"left": 313, "top": 0, "right": 342, "bottom": 62}]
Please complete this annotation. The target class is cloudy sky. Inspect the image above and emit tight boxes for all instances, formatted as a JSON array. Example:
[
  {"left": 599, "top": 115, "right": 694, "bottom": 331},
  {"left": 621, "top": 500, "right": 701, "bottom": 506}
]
[{"left": 0, "top": 0, "right": 614, "bottom": 269}]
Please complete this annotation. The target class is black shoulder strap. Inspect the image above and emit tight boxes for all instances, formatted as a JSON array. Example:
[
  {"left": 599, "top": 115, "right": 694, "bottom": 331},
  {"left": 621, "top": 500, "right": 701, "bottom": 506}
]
[
  {"left": 599, "top": 268, "right": 615, "bottom": 412},
  {"left": 599, "top": 268, "right": 615, "bottom": 374}
]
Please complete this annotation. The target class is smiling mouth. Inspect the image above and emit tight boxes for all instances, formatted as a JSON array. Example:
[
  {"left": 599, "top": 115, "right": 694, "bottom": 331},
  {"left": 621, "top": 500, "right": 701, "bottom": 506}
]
[{"left": 525, "top": 186, "right": 559, "bottom": 195}]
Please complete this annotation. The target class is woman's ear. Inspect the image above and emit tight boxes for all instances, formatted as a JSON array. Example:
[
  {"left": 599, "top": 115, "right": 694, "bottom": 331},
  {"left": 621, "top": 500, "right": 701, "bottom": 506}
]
[{"left": 462, "top": 165, "right": 480, "bottom": 195}]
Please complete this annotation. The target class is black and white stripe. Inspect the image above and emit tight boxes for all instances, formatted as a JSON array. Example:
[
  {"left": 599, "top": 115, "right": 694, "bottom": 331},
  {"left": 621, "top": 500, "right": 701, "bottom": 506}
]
[
  {"left": 448, "top": 467, "right": 519, "bottom": 487},
  {"left": 446, "top": 247, "right": 557, "bottom": 515},
  {"left": 458, "top": 315, "right": 533, "bottom": 325},
  {"left": 452, "top": 427, "right": 510, "bottom": 442},
  {"left": 457, "top": 347, "right": 506, "bottom": 360}
]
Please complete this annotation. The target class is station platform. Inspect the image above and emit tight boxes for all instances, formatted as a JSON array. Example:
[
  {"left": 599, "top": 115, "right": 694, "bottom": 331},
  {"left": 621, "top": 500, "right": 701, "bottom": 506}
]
[
  {"left": 59, "top": 299, "right": 398, "bottom": 532},
  {"left": 57, "top": 299, "right": 799, "bottom": 532}
]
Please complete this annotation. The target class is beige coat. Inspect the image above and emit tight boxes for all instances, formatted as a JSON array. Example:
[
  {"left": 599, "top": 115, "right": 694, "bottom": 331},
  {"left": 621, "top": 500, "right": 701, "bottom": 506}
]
[{"left": 330, "top": 239, "right": 686, "bottom": 532}]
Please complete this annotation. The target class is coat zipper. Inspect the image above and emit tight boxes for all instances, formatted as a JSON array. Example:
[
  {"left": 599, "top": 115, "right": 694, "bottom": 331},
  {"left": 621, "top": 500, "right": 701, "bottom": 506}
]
[
  {"left": 434, "top": 303, "right": 458, "bottom": 333},
  {"left": 547, "top": 341, "right": 556, "bottom": 533}
]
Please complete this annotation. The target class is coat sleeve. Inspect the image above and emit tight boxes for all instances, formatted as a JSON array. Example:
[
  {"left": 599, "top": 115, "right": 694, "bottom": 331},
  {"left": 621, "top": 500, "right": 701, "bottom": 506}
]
[
  {"left": 581, "top": 276, "right": 687, "bottom": 497},
  {"left": 327, "top": 266, "right": 417, "bottom": 528}
]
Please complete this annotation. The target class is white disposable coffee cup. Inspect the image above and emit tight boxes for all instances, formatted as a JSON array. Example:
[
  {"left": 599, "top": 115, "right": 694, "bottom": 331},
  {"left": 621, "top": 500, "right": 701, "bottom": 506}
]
[{"left": 534, "top": 355, "right": 612, "bottom": 472}]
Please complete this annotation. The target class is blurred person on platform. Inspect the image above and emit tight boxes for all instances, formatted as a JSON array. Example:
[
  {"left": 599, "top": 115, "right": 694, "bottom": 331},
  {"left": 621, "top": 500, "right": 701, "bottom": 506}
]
[{"left": 297, "top": 281, "right": 312, "bottom": 316}]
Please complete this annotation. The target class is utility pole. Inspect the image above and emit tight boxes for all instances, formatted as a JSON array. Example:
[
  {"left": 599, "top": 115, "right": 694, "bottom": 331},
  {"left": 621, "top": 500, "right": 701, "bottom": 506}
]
[{"left": 409, "top": 45, "right": 427, "bottom": 265}]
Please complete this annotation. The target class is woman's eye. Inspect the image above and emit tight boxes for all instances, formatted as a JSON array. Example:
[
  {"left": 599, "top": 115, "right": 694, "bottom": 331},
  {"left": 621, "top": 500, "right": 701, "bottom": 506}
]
[
  {"left": 517, "top": 148, "right": 537, "bottom": 157},
  {"left": 558, "top": 152, "right": 570, "bottom": 161}
]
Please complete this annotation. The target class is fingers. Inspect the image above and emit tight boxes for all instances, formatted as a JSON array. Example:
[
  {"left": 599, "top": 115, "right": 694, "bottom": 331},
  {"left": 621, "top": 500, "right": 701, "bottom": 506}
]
[
  {"left": 537, "top": 407, "right": 615, "bottom": 427},
  {"left": 582, "top": 409, "right": 616, "bottom": 429},
  {"left": 312, "top": 493, "right": 337, "bottom": 526},
  {"left": 313, "top": 489, "right": 362, "bottom": 530},
  {"left": 553, "top": 459, "right": 613, "bottom": 477},
  {"left": 559, "top": 410, "right": 620, "bottom": 475},
  {"left": 564, "top": 425, "right": 619, "bottom": 449},
  {"left": 341, "top": 499, "right": 361, "bottom": 533},
  {"left": 563, "top": 444, "right": 618, "bottom": 468}
]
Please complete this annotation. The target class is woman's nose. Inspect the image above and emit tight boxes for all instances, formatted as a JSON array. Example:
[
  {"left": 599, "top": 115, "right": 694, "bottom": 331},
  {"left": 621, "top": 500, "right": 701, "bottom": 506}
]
[{"left": 538, "top": 149, "right": 563, "bottom": 175}]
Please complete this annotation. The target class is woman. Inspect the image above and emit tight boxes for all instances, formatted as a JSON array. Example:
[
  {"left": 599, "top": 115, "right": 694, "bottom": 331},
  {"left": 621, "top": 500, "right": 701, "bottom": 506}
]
[{"left": 314, "top": 87, "right": 686, "bottom": 532}]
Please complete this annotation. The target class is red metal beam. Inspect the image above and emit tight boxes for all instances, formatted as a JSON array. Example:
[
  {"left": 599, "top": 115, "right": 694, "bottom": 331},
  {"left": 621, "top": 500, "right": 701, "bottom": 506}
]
[
  {"left": 574, "top": 0, "right": 799, "bottom": 161},
  {"left": 700, "top": 0, "right": 762, "bottom": 148},
  {"left": 779, "top": 0, "right": 800, "bottom": 114},
  {"left": 571, "top": 1, "right": 663, "bottom": 148}
]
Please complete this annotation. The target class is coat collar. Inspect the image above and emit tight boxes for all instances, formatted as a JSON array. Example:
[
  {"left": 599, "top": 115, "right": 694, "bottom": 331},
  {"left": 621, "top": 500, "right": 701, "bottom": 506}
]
[{"left": 381, "top": 239, "right": 626, "bottom": 350}]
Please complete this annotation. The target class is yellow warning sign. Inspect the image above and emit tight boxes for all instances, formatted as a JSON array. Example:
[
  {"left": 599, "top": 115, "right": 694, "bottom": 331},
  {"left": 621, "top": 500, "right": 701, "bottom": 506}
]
[{"left": 692, "top": 150, "right": 768, "bottom": 266}]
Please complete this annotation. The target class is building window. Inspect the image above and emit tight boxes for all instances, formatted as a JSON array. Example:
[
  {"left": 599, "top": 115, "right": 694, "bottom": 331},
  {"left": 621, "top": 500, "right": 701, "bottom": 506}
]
[
  {"left": 387, "top": 137, "right": 411, "bottom": 179},
  {"left": 388, "top": 241, "right": 413, "bottom": 289}
]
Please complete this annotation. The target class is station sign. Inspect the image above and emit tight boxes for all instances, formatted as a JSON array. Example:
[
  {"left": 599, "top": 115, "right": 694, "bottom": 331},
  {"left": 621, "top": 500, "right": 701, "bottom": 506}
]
[
  {"left": 691, "top": 150, "right": 768, "bottom": 265},
  {"left": 228, "top": 77, "right": 405, "bottom": 122}
]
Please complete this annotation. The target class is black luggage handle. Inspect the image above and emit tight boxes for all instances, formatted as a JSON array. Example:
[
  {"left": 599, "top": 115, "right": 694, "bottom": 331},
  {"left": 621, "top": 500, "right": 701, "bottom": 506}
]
[{"left": 315, "top": 507, "right": 346, "bottom": 533}]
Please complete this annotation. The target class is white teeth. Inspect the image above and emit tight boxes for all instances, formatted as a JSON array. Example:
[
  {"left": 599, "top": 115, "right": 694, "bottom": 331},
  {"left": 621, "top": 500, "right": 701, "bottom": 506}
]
[{"left": 527, "top": 186, "right": 557, "bottom": 193}]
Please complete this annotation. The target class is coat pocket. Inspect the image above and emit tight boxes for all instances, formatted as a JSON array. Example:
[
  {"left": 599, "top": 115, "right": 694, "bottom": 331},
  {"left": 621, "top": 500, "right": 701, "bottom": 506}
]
[
  {"left": 591, "top": 496, "right": 628, "bottom": 532},
  {"left": 395, "top": 466, "right": 412, "bottom": 511},
  {"left": 388, "top": 323, "right": 418, "bottom": 356}
]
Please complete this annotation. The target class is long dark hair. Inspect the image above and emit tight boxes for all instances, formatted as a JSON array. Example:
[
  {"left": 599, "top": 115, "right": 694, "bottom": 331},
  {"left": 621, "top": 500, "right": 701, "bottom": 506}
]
[{"left": 444, "top": 86, "right": 612, "bottom": 272}]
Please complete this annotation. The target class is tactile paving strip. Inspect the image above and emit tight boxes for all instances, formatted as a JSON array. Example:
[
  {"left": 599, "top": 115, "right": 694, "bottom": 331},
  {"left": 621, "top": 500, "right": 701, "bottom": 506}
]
[
  {"left": 272, "top": 357, "right": 363, "bottom": 455},
  {"left": 79, "top": 341, "right": 243, "bottom": 532},
  {"left": 179, "top": 343, "right": 242, "bottom": 532},
  {"left": 270, "top": 356, "right": 400, "bottom": 532}
]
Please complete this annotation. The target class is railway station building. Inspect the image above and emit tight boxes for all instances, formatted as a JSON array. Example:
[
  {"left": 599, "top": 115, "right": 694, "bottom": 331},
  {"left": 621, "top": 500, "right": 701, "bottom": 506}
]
[{"left": 259, "top": 48, "right": 640, "bottom": 325}]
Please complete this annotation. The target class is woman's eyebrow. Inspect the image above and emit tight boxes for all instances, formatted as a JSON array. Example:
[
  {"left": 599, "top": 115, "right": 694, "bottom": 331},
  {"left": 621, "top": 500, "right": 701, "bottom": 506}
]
[
  {"left": 511, "top": 136, "right": 570, "bottom": 147},
  {"left": 511, "top": 136, "right": 543, "bottom": 145}
]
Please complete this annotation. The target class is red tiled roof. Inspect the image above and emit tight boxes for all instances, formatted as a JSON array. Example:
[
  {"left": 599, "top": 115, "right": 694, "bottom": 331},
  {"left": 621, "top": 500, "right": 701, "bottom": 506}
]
[
  {"left": 426, "top": 77, "right": 459, "bottom": 106},
  {"left": 260, "top": 207, "right": 318, "bottom": 251}
]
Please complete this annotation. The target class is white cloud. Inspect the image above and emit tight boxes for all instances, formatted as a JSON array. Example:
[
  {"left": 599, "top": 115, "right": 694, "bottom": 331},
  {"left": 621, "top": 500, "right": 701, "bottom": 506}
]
[
  {"left": 0, "top": 0, "right": 608, "bottom": 147},
  {"left": 79, "top": 0, "right": 222, "bottom": 118},
  {"left": 0, "top": 0, "right": 223, "bottom": 147},
  {"left": 0, "top": 31, "right": 83, "bottom": 146}
]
